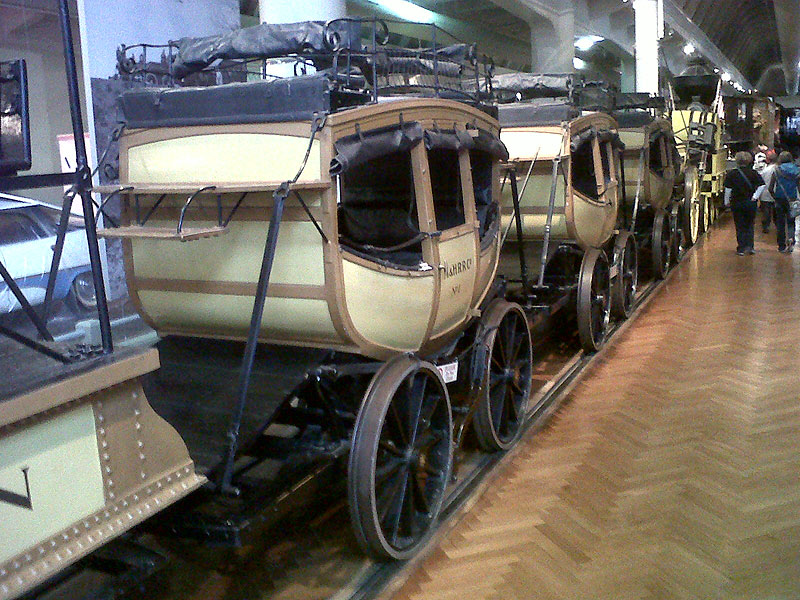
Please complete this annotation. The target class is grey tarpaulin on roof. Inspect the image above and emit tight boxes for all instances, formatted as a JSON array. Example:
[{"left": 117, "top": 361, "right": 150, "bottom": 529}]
[
  {"left": 613, "top": 110, "right": 655, "bottom": 129},
  {"left": 498, "top": 100, "right": 580, "bottom": 127},
  {"left": 330, "top": 121, "right": 424, "bottom": 175},
  {"left": 171, "top": 20, "right": 360, "bottom": 79},
  {"left": 118, "top": 75, "right": 334, "bottom": 128},
  {"left": 492, "top": 73, "right": 577, "bottom": 98},
  {"left": 570, "top": 128, "right": 625, "bottom": 153},
  {"left": 330, "top": 122, "right": 508, "bottom": 175}
]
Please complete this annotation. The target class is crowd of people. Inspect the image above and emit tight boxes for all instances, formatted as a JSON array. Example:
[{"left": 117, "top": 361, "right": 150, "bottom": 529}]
[{"left": 723, "top": 146, "right": 800, "bottom": 255}]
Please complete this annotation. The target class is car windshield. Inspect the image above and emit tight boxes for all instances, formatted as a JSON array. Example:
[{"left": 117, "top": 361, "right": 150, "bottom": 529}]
[{"left": 0, "top": 210, "right": 45, "bottom": 244}]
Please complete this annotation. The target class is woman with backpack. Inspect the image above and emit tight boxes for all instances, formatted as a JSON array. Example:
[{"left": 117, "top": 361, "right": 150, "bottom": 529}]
[
  {"left": 770, "top": 151, "right": 800, "bottom": 253},
  {"left": 724, "top": 151, "right": 765, "bottom": 255}
]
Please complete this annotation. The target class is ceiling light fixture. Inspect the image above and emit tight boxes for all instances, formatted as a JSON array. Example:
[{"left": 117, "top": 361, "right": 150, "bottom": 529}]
[
  {"left": 721, "top": 71, "right": 732, "bottom": 82},
  {"left": 573, "top": 57, "right": 588, "bottom": 70},
  {"left": 373, "top": 0, "right": 436, "bottom": 23},
  {"left": 683, "top": 43, "right": 695, "bottom": 55},
  {"left": 575, "top": 35, "right": 604, "bottom": 52}
]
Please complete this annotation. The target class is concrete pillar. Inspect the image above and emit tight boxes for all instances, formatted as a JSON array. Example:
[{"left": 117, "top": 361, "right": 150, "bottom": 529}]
[
  {"left": 619, "top": 56, "right": 636, "bottom": 93},
  {"left": 258, "top": 0, "right": 346, "bottom": 77},
  {"left": 530, "top": 10, "right": 575, "bottom": 73},
  {"left": 258, "top": 0, "right": 346, "bottom": 23},
  {"left": 633, "top": 0, "right": 661, "bottom": 93}
]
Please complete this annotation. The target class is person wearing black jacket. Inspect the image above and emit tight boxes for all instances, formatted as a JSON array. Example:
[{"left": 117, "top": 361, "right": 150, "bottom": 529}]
[{"left": 723, "top": 151, "right": 765, "bottom": 255}]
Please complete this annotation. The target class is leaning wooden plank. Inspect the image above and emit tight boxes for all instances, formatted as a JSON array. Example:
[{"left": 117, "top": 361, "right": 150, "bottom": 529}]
[{"left": 97, "top": 225, "right": 228, "bottom": 242}]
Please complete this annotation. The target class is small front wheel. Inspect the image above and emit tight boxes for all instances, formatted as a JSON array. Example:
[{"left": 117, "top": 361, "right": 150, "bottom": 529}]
[
  {"left": 472, "top": 300, "right": 532, "bottom": 452},
  {"left": 652, "top": 209, "right": 671, "bottom": 280},
  {"left": 611, "top": 231, "right": 638, "bottom": 320},
  {"left": 577, "top": 248, "right": 611, "bottom": 353}
]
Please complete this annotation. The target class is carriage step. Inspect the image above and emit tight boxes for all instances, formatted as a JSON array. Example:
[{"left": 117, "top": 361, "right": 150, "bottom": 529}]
[{"left": 97, "top": 225, "right": 228, "bottom": 242}]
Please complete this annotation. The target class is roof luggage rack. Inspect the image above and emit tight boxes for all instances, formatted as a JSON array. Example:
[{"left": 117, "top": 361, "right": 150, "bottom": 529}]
[
  {"left": 493, "top": 72, "right": 616, "bottom": 126},
  {"left": 613, "top": 92, "right": 668, "bottom": 127},
  {"left": 115, "top": 17, "right": 497, "bottom": 127}
]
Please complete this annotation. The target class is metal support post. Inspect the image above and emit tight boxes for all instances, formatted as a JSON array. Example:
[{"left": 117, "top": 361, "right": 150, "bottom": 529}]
[
  {"left": 58, "top": 0, "right": 113, "bottom": 353},
  {"left": 538, "top": 156, "right": 561, "bottom": 288},
  {"left": 218, "top": 189, "right": 287, "bottom": 494}
]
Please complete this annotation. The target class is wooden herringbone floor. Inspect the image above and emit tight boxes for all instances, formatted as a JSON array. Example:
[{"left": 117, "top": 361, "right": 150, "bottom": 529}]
[{"left": 387, "top": 218, "right": 800, "bottom": 600}]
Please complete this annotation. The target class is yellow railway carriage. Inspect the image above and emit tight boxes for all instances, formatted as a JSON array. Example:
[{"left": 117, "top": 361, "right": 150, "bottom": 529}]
[
  {"left": 88, "top": 19, "right": 535, "bottom": 564},
  {"left": 671, "top": 60, "right": 725, "bottom": 245},
  {"left": 614, "top": 94, "right": 681, "bottom": 280},
  {"left": 493, "top": 73, "right": 629, "bottom": 349}
]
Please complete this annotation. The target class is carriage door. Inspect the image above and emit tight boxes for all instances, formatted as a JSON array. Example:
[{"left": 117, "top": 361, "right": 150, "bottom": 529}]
[
  {"left": 426, "top": 146, "right": 478, "bottom": 337},
  {"left": 648, "top": 131, "right": 671, "bottom": 198}
]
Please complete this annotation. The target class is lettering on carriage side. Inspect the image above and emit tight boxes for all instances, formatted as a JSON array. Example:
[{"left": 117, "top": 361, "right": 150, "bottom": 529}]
[
  {"left": 0, "top": 467, "right": 33, "bottom": 510},
  {"left": 441, "top": 258, "right": 473, "bottom": 279},
  {"left": 451, "top": 284, "right": 461, "bottom": 296}
]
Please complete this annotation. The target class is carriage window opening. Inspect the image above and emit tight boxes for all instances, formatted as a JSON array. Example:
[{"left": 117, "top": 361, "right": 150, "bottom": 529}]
[
  {"left": 428, "top": 149, "right": 465, "bottom": 230},
  {"left": 469, "top": 149, "right": 496, "bottom": 240},
  {"left": 338, "top": 150, "right": 422, "bottom": 267},
  {"left": 571, "top": 138, "right": 599, "bottom": 200},
  {"left": 649, "top": 136, "right": 665, "bottom": 176}
]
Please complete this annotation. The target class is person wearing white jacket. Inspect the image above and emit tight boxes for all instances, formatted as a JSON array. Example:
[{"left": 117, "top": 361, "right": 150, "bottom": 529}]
[{"left": 754, "top": 150, "right": 776, "bottom": 233}]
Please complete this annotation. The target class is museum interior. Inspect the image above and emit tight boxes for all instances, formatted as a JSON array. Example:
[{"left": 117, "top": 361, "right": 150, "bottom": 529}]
[{"left": 2, "top": 1, "right": 800, "bottom": 599}]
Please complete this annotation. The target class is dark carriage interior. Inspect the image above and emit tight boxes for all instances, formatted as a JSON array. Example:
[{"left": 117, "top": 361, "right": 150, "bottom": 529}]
[
  {"left": 338, "top": 150, "right": 424, "bottom": 267},
  {"left": 649, "top": 133, "right": 667, "bottom": 177},
  {"left": 571, "top": 135, "right": 599, "bottom": 200}
]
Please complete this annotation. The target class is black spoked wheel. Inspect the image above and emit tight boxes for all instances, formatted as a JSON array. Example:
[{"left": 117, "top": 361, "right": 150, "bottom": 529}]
[
  {"left": 472, "top": 300, "right": 533, "bottom": 452},
  {"left": 611, "top": 231, "right": 638, "bottom": 320},
  {"left": 348, "top": 355, "right": 453, "bottom": 560},
  {"left": 652, "top": 208, "right": 671, "bottom": 280},
  {"left": 682, "top": 165, "right": 701, "bottom": 246},
  {"left": 669, "top": 204, "right": 682, "bottom": 266},
  {"left": 577, "top": 248, "right": 611, "bottom": 353},
  {"left": 700, "top": 194, "right": 711, "bottom": 233}
]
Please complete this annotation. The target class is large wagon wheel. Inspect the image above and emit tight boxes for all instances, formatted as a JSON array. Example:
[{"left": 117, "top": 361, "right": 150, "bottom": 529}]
[
  {"left": 472, "top": 300, "right": 533, "bottom": 452},
  {"left": 577, "top": 248, "right": 611, "bottom": 353},
  {"left": 611, "top": 231, "right": 638, "bottom": 320},
  {"left": 652, "top": 208, "right": 671, "bottom": 279},
  {"left": 348, "top": 355, "right": 453, "bottom": 560},
  {"left": 682, "top": 165, "right": 701, "bottom": 246}
]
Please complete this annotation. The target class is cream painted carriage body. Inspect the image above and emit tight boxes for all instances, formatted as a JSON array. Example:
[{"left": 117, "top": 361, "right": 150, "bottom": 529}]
[
  {"left": 615, "top": 108, "right": 681, "bottom": 279},
  {"left": 618, "top": 116, "right": 676, "bottom": 213},
  {"left": 495, "top": 95, "right": 625, "bottom": 350},
  {"left": 117, "top": 98, "right": 503, "bottom": 361}
]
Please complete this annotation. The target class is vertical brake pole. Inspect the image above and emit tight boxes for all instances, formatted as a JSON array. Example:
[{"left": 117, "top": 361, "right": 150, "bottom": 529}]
[
  {"left": 218, "top": 188, "right": 287, "bottom": 494},
  {"left": 537, "top": 156, "right": 561, "bottom": 288},
  {"left": 508, "top": 168, "right": 528, "bottom": 291},
  {"left": 58, "top": 0, "right": 113, "bottom": 353},
  {"left": 631, "top": 145, "right": 646, "bottom": 233}
]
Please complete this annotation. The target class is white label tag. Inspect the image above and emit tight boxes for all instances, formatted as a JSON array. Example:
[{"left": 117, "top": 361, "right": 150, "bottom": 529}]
[
  {"left": 609, "top": 264, "right": 619, "bottom": 279},
  {"left": 436, "top": 361, "right": 458, "bottom": 384}
]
